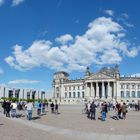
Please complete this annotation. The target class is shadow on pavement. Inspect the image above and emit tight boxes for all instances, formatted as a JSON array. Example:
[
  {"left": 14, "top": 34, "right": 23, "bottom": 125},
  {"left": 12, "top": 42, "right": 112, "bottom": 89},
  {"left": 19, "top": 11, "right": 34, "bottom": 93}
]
[{"left": 32, "top": 116, "right": 41, "bottom": 120}]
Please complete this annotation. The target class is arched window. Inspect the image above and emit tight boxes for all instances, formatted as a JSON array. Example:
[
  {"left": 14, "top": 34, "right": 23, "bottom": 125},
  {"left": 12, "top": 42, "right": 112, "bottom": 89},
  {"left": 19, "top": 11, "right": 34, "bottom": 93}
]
[
  {"left": 137, "top": 91, "right": 140, "bottom": 98},
  {"left": 121, "top": 91, "right": 125, "bottom": 98},
  {"left": 73, "top": 92, "right": 75, "bottom": 98},
  {"left": 131, "top": 91, "right": 135, "bottom": 98},
  {"left": 69, "top": 92, "right": 71, "bottom": 98},
  {"left": 82, "top": 92, "right": 85, "bottom": 98},
  {"left": 65, "top": 92, "right": 67, "bottom": 98},
  {"left": 126, "top": 91, "right": 130, "bottom": 98},
  {"left": 78, "top": 92, "right": 80, "bottom": 98}
]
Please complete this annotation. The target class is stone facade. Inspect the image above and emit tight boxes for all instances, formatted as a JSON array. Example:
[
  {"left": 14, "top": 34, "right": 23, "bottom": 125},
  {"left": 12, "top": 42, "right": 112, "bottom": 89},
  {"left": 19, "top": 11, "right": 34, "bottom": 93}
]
[{"left": 52, "top": 65, "right": 140, "bottom": 104}]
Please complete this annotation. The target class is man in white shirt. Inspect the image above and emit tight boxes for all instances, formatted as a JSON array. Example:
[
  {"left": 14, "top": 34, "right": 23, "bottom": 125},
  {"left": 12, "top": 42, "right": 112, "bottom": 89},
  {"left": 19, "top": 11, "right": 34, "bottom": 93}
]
[
  {"left": 11, "top": 101, "right": 17, "bottom": 118},
  {"left": 25, "top": 102, "right": 33, "bottom": 120}
]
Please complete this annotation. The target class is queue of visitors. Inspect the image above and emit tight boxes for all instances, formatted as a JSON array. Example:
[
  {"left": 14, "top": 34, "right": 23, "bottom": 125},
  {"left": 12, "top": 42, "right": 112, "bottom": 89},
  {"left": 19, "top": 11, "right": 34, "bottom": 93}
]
[{"left": 1, "top": 100, "right": 59, "bottom": 120}]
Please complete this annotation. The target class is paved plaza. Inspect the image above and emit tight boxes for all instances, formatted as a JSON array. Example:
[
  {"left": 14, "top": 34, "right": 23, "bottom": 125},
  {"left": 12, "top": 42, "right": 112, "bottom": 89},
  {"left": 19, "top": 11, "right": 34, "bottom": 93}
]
[{"left": 0, "top": 105, "right": 140, "bottom": 140}]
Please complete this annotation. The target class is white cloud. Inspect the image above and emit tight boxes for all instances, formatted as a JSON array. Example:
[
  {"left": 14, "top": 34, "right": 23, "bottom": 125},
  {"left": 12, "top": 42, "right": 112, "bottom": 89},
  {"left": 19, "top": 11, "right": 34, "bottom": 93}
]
[
  {"left": 55, "top": 34, "right": 73, "bottom": 44},
  {"left": 8, "top": 79, "right": 40, "bottom": 84},
  {"left": 131, "top": 73, "right": 140, "bottom": 77},
  {"left": 0, "top": 0, "right": 4, "bottom": 6},
  {"left": 104, "top": 10, "right": 114, "bottom": 16},
  {"left": 5, "top": 17, "right": 140, "bottom": 72},
  {"left": 122, "top": 13, "right": 129, "bottom": 19},
  {"left": 124, "top": 22, "right": 134, "bottom": 27},
  {"left": 12, "top": 0, "right": 24, "bottom": 6},
  {"left": 0, "top": 68, "right": 4, "bottom": 74}
]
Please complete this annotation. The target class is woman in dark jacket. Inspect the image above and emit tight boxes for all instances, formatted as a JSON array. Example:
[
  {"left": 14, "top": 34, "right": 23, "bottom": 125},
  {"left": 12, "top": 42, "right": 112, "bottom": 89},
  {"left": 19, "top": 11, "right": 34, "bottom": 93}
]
[{"left": 5, "top": 101, "right": 11, "bottom": 117}]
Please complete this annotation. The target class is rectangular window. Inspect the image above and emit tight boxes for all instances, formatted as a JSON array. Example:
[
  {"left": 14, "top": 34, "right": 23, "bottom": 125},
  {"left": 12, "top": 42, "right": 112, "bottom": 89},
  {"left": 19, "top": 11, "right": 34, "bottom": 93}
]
[
  {"left": 9, "top": 90, "right": 13, "bottom": 98},
  {"left": 126, "top": 84, "right": 129, "bottom": 89},
  {"left": 73, "top": 86, "right": 75, "bottom": 90},
  {"left": 27, "top": 92, "right": 30, "bottom": 99},
  {"left": 132, "top": 84, "right": 135, "bottom": 89},
  {"left": 121, "top": 84, "right": 124, "bottom": 89},
  {"left": 78, "top": 86, "right": 80, "bottom": 90}
]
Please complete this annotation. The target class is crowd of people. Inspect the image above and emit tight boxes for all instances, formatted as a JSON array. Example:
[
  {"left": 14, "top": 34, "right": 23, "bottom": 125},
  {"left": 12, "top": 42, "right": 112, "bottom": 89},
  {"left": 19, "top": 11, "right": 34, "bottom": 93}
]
[
  {"left": 1, "top": 99, "right": 140, "bottom": 122},
  {"left": 1, "top": 100, "right": 59, "bottom": 120},
  {"left": 84, "top": 100, "right": 140, "bottom": 121}
]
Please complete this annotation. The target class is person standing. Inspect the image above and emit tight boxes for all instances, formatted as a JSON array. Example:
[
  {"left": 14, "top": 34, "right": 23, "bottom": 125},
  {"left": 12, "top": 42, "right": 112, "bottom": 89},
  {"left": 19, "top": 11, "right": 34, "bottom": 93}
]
[
  {"left": 37, "top": 101, "right": 41, "bottom": 115},
  {"left": 2, "top": 100, "right": 6, "bottom": 114},
  {"left": 25, "top": 101, "right": 33, "bottom": 120},
  {"left": 90, "top": 101, "right": 97, "bottom": 120},
  {"left": 11, "top": 101, "right": 17, "bottom": 118},
  {"left": 50, "top": 102, "right": 54, "bottom": 113},
  {"left": 121, "top": 102, "right": 127, "bottom": 119},
  {"left": 87, "top": 101, "right": 91, "bottom": 118},
  {"left": 42, "top": 102, "right": 46, "bottom": 113},
  {"left": 55, "top": 102, "right": 59, "bottom": 114},
  {"left": 5, "top": 100, "right": 11, "bottom": 117}
]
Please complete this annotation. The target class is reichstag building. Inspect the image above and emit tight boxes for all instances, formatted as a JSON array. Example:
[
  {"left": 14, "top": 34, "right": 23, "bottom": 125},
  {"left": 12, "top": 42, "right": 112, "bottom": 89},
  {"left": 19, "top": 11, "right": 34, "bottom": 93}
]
[{"left": 52, "top": 65, "right": 140, "bottom": 104}]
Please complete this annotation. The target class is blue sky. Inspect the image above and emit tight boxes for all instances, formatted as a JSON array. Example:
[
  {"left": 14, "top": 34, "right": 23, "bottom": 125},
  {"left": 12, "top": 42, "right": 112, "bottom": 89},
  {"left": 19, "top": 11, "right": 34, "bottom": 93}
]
[{"left": 0, "top": 0, "right": 140, "bottom": 93}]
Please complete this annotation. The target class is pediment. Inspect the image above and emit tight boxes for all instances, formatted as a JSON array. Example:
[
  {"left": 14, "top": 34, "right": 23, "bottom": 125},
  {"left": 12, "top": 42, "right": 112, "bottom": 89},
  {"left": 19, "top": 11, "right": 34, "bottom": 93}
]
[{"left": 88, "top": 72, "right": 114, "bottom": 80}]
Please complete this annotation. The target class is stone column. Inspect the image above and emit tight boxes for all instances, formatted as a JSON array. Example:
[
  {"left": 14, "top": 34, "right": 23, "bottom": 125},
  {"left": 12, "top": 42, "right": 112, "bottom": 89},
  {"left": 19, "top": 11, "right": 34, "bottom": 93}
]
[
  {"left": 85, "top": 83, "right": 90, "bottom": 99},
  {"left": 102, "top": 82, "right": 105, "bottom": 99},
  {"left": 107, "top": 82, "right": 111, "bottom": 99},
  {"left": 90, "top": 82, "right": 93, "bottom": 97},
  {"left": 113, "top": 82, "right": 116, "bottom": 99},
  {"left": 92, "top": 82, "right": 95, "bottom": 98},
  {"left": 96, "top": 82, "right": 99, "bottom": 98},
  {"left": 87, "top": 83, "right": 91, "bottom": 99}
]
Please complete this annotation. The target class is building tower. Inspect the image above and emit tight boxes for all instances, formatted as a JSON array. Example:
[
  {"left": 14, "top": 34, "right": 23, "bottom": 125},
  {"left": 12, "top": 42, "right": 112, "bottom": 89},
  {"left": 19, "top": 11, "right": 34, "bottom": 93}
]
[
  {"left": 85, "top": 66, "right": 90, "bottom": 79},
  {"left": 114, "top": 64, "right": 120, "bottom": 80},
  {"left": 52, "top": 71, "right": 69, "bottom": 103}
]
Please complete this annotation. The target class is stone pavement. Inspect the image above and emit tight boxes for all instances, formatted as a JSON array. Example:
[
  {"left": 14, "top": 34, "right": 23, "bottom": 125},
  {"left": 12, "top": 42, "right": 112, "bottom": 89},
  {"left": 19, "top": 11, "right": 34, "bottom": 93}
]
[{"left": 0, "top": 105, "right": 140, "bottom": 140}]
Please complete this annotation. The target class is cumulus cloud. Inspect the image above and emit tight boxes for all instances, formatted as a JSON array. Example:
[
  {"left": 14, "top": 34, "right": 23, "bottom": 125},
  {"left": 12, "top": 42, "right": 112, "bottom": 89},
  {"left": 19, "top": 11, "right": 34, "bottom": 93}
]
[
  {"left": 55, "top": 34, "right": 73, "bottom": 44},
  {"left": 0, "top": 0, "right": 4, "bottom": 6},
  {"left": 8, "top": 79, "right": 40, "bottom": 84},
  {"left": 12, "top": 0, "right": 24, "bottom": 6},
  {"left": 104, "top": 10, "right": 114, "bottom": 16},
  {"left": 5, "top": 17, "right": 140, "bottom": 72},
  {"left": 0, "top": 68, "right": 4, "bottom": 74}
]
